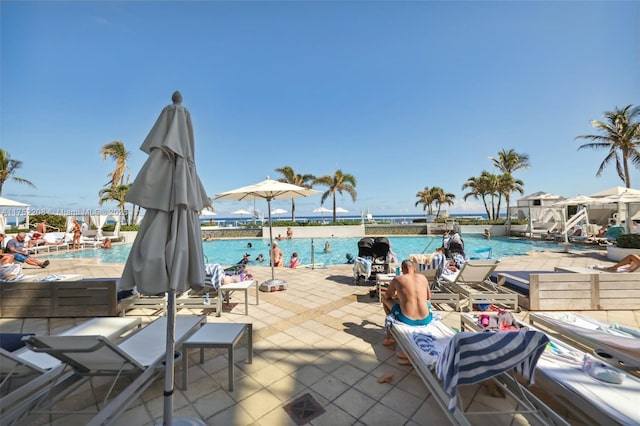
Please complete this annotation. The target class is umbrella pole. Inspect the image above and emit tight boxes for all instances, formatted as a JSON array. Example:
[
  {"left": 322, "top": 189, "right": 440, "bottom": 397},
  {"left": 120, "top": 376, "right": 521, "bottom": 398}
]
[
  {"left": 267, "top": 199, "right": 275, "bottom": 281},
  {"left": 163, "top": 290, "right": 176, "bottom": 425}
]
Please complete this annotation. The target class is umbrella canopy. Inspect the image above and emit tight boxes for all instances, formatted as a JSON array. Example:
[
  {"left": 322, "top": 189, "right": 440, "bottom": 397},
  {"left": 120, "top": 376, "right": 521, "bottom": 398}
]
[
  {"left": 199, "top": 208, "right": 217, "bottom": 217},
  {"left": 601, "top": 192, "right": 640, "bottom": 203},
  {"left": 120, "top": 92, "right": 208, "bottom": 425},
  {"left": 215, "top": 177, "right": 319, "bottom": 283},
  {"left": 590, "top": 186, "right": 640, "bottom": 198},
  {"left": 335, "top": 207, "right": 349, "bottom": 213},
  {"left": 232, "top": 209, "right": 252, "bottom": 215},
  {"left": 271, "top": 208, "right": 287, "bottom": 215},
  {"left": 551, "top": 195, "right": 600, "bottom": 206},
  {"left": 313, "top": 207, "right": 332, "bottom": 213}
]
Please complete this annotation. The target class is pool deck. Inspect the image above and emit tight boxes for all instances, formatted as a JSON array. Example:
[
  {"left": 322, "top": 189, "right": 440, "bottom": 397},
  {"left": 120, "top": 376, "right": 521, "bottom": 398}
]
[{"left": 2, "top": 247, "right": 639, "bottom": 425}]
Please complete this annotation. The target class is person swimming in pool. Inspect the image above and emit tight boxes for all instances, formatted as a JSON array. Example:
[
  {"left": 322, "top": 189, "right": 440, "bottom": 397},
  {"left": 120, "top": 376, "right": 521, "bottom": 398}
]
[{"left": 382, "top": 259, "right": 432, "bottom": 337}]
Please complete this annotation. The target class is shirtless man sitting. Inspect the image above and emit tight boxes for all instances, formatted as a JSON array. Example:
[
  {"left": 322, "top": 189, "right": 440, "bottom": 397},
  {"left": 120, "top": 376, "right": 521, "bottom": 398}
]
[{"left": 382, "top": 260, "right": 432, "bottom": 349}]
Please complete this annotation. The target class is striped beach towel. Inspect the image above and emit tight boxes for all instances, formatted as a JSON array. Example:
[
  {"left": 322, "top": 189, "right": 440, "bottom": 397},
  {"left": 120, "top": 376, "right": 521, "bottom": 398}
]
[
  {"left": 435, "top": 330, "right": 549, "bottom": 412},
  {"left": 412, "top": 253, "right": 446, "bottom": 271},
  {"left": 204, "top": 263, "right": 225, "bottom": 290}
]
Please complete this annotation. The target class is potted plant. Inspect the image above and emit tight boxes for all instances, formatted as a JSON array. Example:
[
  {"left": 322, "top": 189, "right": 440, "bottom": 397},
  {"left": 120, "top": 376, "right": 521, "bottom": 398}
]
[{"left": 607, "top": 233, "right": 640, "bottom": 261}]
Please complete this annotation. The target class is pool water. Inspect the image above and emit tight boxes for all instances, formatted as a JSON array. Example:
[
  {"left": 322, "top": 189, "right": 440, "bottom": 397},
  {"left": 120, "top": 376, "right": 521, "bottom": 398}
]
[{"left": 48, "top": 235, "right": 586, "bottom": 266}]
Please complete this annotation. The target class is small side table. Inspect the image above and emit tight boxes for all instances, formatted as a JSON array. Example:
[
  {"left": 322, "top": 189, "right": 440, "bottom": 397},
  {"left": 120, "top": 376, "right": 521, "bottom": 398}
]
[
  {"left": 181, "top": 323, "right": 252, "bottom": 391},
  {"left": 219, "top": 280, "right": 259, "bottom": 315}
]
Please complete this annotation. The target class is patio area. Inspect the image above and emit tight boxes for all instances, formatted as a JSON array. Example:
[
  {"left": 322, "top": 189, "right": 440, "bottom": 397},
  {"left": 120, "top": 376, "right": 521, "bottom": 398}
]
[{"left": 2, "top": 248, "right": 639, "bottom": 425}]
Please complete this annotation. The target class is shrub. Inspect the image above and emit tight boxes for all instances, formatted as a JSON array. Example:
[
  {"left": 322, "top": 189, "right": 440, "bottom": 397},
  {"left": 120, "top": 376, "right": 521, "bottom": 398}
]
[
  {"left": 615, "top": 234, "right": 640, "bottom": 249},
  {"left": 29, "top": 214, "right": 66, "bottom": 232}
]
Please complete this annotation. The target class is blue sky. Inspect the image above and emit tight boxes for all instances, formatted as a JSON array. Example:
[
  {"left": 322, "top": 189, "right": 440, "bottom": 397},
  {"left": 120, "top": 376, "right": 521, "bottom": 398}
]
[{"left": 1, "top": 1, "right": 638, "bottom": 218}]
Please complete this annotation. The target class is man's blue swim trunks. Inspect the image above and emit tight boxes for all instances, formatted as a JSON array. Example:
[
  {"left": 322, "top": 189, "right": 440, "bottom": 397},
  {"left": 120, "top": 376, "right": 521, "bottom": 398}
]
[{"left": 391, "top": 303, "right": 433, "bottom": 326}]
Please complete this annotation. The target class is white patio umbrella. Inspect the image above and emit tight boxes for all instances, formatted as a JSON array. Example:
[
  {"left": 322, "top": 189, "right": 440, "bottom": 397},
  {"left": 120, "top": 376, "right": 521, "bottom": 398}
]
[
  {"left": 271, "top": 208, "right": 287, "bottom": 216},
  {"left": 601, "top": 191, "right": 640, "bottom": 233},
  {"left": 232, "top": 208, "right": 252, "bottom": 216},
  {"left": 335, "top": 207, "right": 349, "bottom": 214},
  {"left": 313, "top": 206, "right": 331, "bottom": 220},
  {"left": 199, "top": 208, "right": 217, "bottom": 217},
  {"left": 551, "top": 195, "right": 599, "bottom": 206},
  {"left": 120, "top": 92, "right": 208, "bottom": 426},
  {"left": 215, "top": 177, "right": 319, "bottom": 285}
]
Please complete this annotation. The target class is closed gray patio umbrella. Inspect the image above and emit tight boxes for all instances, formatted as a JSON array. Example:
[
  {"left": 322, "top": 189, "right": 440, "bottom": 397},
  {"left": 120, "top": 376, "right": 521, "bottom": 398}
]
[{"left": 120, "top": 91, "right": 208, "bottom": 425}]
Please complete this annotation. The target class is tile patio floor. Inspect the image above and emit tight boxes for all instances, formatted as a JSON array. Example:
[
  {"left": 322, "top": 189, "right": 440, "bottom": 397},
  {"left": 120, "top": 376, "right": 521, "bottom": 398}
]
[{"left": 2, "top": 247, "right": 638, "bottom": 425}]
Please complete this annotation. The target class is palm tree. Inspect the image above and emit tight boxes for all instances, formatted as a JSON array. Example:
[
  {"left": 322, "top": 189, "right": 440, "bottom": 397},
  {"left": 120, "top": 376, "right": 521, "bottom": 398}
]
[
  {"left": 462, "top": 172, "right": 499, "bottom": 219},
  {"left": 576, "top": 104, "right": 640, "bottom": 187},
  {"left": 415, "top": 186, "right": 455, "bottom": 217},
  {"left": 314, "top": 170, "right": 357, "bottom": 222},
  {"left": 415, "top": 187, "right": 436, "bottom": 216},
  {"left": 100, "top": 141, "right": 130, "bottom": 187},
  {"left": 100, "top": 141, "right": 132, "bottom": 224},
  {"left": 496, "top": 173, "right": 524, "bottom": 219},
  {"left": 275, "top": 166, "right": 316, "bottom": 221},
  {"left": 98, "top": 184, "right": 131, "bottom": 225},
  {"left": 0, "top": 149, "right": 36, "bottom": 196},
  {"left": 432, "top": 187, "right": 456, "bottom": 218},
  {"left": 489, "top": 148, "right": 530, "bottom": 216}
]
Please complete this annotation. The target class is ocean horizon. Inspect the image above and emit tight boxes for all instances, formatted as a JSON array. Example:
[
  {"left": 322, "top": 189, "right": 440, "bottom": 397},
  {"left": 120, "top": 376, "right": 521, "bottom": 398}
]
[{"left": 1, "top": 211, "right": 501, "bottom": 228}]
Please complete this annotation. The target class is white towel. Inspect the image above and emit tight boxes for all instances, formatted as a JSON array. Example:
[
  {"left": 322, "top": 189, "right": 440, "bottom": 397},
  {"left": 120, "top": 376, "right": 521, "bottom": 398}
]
[{"left": 353, "top": 257, "right": 372, "bottom": 279}]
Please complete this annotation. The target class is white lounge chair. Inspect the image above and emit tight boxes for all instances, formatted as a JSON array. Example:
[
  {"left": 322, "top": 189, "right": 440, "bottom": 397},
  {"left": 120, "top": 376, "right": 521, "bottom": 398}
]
[
  {"left": 388, "top": 316, "right": 566, "bottom": 425},
  {"left": 1, "top": 317, "right": 142, "bottom": 423},
  {"left": 461, "top": 313, "right": 640, "bottom": 425},
  {"left": 15, "top": 316, "right": 204, "bottom": 426},
  {"left": 529, "top": 312, "right": 640, "bottom": 375},
  {"left": 440, "top": 260, "right": 519, "bottom": 311}
]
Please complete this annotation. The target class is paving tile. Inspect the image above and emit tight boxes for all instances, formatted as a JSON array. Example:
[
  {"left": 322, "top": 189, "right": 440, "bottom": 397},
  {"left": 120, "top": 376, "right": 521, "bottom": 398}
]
[
  {"left": 237, "top": 389, "right": 283, "bottom": 421},
  {"left": 309, "top": 374, "right": 350, "bottom": 402},
  {"left": 248, "top": 363, "right": 290, "bottom": 387},
  {"left": 265, "top": 375, "right": 308, "bottom": 402},
  {"left": 204, "top": 404, "right": 255, "bottom": 425},
  {"left": 111, "top": 403, "right": 153, "bottom": 426},
  {"left": 9, "top": 252, "right": 640, "bottom": 425},
  {"left": 330, "top": 363, "right": 368, "bottom": 386},
  {"left": 378, "top": 385, "right": 424, "bottom": 418},
  {"left": 192, "top": 388, "right": 237, "bottom": 419},
  {"left": 359, "top": 401, "right": 409, "bottom": 425},
  {"left": 308, "top": 402, "right": 357, "bottom": 426},
  {"left": 332, "top": 388, "right": 377, "bottom": 419},
  {"left": 352, "top": 373, "right": 394, "bottom": 401}
]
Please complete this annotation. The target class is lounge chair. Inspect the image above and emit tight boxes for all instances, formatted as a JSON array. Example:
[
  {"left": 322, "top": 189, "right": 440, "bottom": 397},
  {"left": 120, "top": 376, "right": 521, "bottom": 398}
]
[
  {"left": 439, "top": 260, "right": 519, "bottom": 311},
  {"left": 1, "top": 316, "right": 142, "bottom": 423},
  {"left": 417, "top": 269, "right": 460, "bottom": 311},
  {"left": 388, "top": 316, "right": 566, "bottom": 425},
  {"left": 461, "top": 313, "right": 640, "bottom": 425},
  {"left": 529, "top": 312, "right": 640, "bottom": 376},
  {"left": 13, "top": 316, "right": 204, "bottom": 426}
]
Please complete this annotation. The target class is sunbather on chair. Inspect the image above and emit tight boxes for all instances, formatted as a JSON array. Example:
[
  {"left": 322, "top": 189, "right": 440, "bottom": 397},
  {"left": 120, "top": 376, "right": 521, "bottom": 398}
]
[
  {"left": 382, "top": 260, "right": 432, "bottom": 345},
  {"left": 5, "top": 233, "right": 49, "bottom": 268},
  {"left": 592, "top": 254, "right": 640, "bottom": 272}
]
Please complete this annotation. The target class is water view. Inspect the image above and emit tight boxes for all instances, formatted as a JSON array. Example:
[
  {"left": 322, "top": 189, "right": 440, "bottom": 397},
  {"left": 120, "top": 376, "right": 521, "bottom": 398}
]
[{"left": 49, "top": 235, "right": 585, "bottom": 266}]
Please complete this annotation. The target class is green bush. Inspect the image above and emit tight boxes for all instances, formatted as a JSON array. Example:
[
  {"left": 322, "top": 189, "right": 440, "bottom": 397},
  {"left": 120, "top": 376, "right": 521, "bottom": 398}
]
[
  {"left": 615, "top": 234, "right": 640, "bottom": 249},
  {"left": 29, "top": 214, "right": 66, "bottom": 232}
]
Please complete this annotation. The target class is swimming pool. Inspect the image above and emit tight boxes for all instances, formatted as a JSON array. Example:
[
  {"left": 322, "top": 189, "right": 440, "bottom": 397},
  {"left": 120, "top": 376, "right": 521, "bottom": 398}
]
[{"left": 48, "top": 235, "right": 587, "bottom": 266}]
